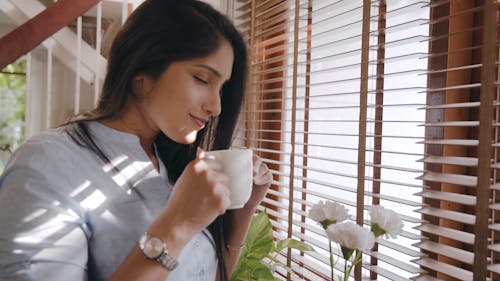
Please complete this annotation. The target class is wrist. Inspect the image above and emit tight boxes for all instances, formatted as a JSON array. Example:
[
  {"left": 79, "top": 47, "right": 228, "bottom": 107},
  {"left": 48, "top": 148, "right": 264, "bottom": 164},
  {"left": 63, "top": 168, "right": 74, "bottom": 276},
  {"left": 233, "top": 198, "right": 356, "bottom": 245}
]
[
  {"left": 148, "top": 215, "right": 191, "bottom": 258},
  {"left": 139, "top": 232, "right": 179, "bottom": 271},
  {"left": 226, "top": 241, "right": 246, "bottom": 252},
  {"left": 228, "top": 206, "right": 257, "bottom": 219},
  {"left": 224, "top": 210, "right": 256, "bottom": 249}
]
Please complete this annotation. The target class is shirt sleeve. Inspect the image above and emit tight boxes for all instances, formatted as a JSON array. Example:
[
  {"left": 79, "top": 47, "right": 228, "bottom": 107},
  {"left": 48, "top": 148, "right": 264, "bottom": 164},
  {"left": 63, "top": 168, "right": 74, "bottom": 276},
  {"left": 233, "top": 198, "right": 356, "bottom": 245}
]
[{"left": 0, "top": 139, "right": 90, "bottom": 281}]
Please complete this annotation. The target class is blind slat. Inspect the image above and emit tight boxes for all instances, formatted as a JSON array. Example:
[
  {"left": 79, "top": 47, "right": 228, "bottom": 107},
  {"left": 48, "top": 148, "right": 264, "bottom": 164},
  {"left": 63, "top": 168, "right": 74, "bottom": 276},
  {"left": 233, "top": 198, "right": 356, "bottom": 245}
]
[
  {"left": 365, "top": 251, "right": 425, "bottom": 274},
  {"left": 416, "top": 189, "right": 476, "bottom": 205},
  {"left": 376, "top": 238, "right": 424, "bottom": 257},
  {"left": 420, "top": 101, "right": 480, "bottom": 109},
  {"left": 414, "top": 240, "right": 474, "bottom": 264},
  {"left": 363, "top": 265, "right": 414, "bottom": 281},
  {"left": 417, "top": 171, "right": 477, "bottom": 186},
  {"left": 415, "top": 224, "right": 474, "bottom": 244},
  {"left": 417, "top": 207, "right": 475, "bottom": 225},
  {"left": 418, "top": 155, "right": 478, "bottom": 166},
  {"left": 419, "top": 139, "right": 479, "bottom": 146},
  {"left": 369, "top": 192, "right": 424, "bottom": 207},
  {"left": 413, "top": 258, "right": 472, "bottom": 281},
  {"left": 421, "top": 121, "right": 479, "bottom": 127}
]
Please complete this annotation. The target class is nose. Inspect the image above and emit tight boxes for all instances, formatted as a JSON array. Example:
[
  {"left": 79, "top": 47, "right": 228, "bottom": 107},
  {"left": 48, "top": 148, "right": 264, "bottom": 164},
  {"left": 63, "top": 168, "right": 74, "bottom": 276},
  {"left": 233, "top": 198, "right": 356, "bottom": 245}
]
[{"left": 203, "top": 88, "right": 222, "bottom": 117}]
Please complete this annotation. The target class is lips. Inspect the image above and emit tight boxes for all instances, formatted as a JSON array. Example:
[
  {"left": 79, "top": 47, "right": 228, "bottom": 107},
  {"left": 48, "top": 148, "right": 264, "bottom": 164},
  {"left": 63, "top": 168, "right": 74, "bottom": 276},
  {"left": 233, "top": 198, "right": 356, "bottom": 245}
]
[{"left": 190, "top": 114, "right": 208, "bottom": 129}]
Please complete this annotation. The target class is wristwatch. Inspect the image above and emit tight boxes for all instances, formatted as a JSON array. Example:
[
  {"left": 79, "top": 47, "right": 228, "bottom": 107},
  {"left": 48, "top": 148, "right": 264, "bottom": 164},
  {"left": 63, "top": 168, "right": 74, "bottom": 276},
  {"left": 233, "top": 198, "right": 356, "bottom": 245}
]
[{"left": 139, "top": 232, "right": 178, "bottom": 271}]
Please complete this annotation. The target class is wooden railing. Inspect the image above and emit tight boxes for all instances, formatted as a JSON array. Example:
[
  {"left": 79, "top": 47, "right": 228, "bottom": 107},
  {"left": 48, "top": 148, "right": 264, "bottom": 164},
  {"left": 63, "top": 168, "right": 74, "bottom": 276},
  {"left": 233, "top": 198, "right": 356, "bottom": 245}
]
[{"left": 0, "top": 0, "right": 101, "bottom": 69}]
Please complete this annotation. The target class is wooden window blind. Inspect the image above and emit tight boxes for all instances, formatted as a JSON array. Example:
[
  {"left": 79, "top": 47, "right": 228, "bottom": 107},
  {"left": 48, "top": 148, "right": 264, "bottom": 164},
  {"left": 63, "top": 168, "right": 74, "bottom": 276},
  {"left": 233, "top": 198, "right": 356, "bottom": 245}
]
[
  {"left": 416, "top": 1, "right": 499, "bottom": 280},
  {"left": 230, "top": 0, "right": 499, "bottom": 280}
]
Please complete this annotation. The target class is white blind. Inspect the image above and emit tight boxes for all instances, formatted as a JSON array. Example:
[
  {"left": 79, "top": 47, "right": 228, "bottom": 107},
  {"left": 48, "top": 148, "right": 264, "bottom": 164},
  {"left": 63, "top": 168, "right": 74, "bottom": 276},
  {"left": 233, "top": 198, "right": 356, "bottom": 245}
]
[{"left": 232, "top": 0, "right": 499, "bottom": 280}]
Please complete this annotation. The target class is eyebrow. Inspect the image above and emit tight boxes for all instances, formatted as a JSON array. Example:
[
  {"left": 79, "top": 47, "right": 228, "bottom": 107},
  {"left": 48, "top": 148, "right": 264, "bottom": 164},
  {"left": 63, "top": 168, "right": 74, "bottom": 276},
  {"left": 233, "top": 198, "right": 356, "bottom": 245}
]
[{"left": 194, "top": 64, "right": 222, "bottom": 78}]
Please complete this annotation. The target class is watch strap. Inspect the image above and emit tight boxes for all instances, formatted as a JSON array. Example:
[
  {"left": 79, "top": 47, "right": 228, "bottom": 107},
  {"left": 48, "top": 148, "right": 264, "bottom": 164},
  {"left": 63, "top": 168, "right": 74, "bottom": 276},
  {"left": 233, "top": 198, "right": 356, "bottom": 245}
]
[{"left": 157, "top": 250, "right": 179, "bottom": 271}]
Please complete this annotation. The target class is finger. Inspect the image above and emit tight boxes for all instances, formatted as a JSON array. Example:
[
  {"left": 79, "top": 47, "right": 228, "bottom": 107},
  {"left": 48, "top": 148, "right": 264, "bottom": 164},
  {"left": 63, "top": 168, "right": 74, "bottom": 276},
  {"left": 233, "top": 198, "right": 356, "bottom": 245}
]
[
  {"left": 254, "top": 177, "right": 270, "bottom": 185},
  {"left": 259, "top": 162, "right": 268, "bottom": 175},
  {"left": 216, "top": 173, "right": 230, "bottom": 186},
  {"left": 264, "top": 169, "right": 272, "bottom": 181},
  {"left": 252, "top": 153, "right": 259, "bottom": 163},
  {"left": 255, "top": 161, "right": 269, "bottom": 179},
  {"left": 214, "top": 182, "right": 231, "bottom": 213},
  {"left": 221, "top": 187, "right": 231, "bottom": 212},
  {"left": 253, "top": 157, "right": 263, "bottom": 176},
  {"left": 201, "top": 156, "right": 223, "bottom": 172},
  {"left": 254, "top": 167, "right": 272, "bottom": 186},
  {"left": 252, "top": 154, "right": 262, "bottom": 165},
  {"left": 193, "top": 157, "right": 209, "bottom": 172}
]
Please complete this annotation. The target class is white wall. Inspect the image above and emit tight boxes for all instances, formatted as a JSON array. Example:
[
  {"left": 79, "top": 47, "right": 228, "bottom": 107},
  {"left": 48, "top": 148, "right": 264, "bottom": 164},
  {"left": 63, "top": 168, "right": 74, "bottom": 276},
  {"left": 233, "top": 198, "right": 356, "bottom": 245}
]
[
  {"left": 127, "top": 0, "right": 225, "bottom": 11},
  {"left": 25, "top": 46, "right": 95, "bottom": 137},
  {"left": 204, "top": 0, "right": 223, "bottom": 11}
]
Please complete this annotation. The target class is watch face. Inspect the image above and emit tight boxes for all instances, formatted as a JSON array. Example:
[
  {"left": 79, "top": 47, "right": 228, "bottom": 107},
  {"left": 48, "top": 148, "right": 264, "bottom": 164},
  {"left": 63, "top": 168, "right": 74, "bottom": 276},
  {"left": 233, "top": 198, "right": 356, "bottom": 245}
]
[{"left": 143, "top": 237, "right": 164, "bottom": 259}]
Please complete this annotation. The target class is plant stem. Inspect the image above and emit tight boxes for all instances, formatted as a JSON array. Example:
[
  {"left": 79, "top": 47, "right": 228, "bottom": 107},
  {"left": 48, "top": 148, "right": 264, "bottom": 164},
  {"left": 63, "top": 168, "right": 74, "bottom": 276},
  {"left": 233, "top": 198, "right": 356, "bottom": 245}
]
[
  {"left": 329, "top": 240, "right": 334, "bottom": 281},
  {"left": 343, "top": 259, "right": 348, "bottom": 281},
  {"left": 266, "top": 252, "right": 280, "bottom": 267},
  {"left": 344, "top": 251, "right": 362, "bottom": 281}
]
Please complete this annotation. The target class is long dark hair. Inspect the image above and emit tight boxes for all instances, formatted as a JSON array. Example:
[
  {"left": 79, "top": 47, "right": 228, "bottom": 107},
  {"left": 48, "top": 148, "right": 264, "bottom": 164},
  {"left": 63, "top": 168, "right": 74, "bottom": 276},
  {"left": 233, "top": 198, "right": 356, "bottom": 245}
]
[{"left": 65, "top": 0, "right": 247, "bottom": 279}]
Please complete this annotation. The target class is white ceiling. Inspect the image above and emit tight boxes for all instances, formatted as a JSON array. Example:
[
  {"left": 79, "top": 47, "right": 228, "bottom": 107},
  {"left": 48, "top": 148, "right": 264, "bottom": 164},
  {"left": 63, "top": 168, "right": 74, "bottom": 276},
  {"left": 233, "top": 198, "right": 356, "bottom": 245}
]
[{"left": 0, "top": 9, "right": 14, "bottom": 26}]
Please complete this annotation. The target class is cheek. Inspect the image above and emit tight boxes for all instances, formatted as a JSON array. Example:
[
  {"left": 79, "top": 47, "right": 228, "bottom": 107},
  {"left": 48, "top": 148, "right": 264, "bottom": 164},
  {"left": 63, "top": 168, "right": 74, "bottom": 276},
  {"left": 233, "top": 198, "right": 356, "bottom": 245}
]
[
  {"left": 153, "top": 94, "right": 191, "bottom": 129},
  {"left": 147, "top": 81, "right": 198, "bottom": 124}
]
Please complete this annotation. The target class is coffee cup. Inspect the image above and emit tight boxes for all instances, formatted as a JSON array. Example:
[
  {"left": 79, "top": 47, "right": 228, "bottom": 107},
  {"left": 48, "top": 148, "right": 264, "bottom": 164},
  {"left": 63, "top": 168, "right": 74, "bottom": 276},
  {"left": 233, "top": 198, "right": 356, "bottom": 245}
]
[{"left": 205, "top": 148, "right": 253, "bottom": 209}]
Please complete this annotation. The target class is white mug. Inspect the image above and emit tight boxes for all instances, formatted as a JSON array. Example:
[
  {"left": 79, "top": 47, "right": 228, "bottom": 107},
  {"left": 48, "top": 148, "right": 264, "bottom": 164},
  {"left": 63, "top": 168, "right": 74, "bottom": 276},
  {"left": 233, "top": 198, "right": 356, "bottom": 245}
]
[{"left": 205, "top": 148, "right": 253, "bottom": 209}]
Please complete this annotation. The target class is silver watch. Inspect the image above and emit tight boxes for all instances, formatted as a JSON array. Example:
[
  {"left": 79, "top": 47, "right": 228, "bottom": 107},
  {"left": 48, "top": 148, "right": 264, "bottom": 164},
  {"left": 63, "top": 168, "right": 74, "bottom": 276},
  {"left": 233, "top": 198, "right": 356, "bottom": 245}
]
[{"left": 139, "top": 232, "right": 178, "bottom": 271}]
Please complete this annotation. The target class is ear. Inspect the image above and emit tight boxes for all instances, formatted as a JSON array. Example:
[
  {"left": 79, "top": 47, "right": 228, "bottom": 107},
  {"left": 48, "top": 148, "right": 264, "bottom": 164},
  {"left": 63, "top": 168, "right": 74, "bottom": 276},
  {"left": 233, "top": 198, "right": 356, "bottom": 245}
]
[{"left": 131, "top": 74, "right": 154, "bottom": 97}]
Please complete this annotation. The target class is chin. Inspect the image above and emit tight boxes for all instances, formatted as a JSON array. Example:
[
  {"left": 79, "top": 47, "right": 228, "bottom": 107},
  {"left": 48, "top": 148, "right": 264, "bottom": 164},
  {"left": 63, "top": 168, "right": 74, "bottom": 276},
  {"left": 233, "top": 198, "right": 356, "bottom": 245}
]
[
  {"left": 166, "top": 128, "right": 199, "bottom": 144},
  {"left": 182, "top": 131, "right": 198, "bottom": 144}
]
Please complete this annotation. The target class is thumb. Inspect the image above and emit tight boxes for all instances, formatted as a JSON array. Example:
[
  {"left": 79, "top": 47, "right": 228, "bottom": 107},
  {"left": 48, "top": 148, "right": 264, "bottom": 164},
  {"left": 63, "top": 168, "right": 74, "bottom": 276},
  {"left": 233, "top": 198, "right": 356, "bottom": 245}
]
[{"left": 196, "top": 147, "right": 206, "bottom": 160}]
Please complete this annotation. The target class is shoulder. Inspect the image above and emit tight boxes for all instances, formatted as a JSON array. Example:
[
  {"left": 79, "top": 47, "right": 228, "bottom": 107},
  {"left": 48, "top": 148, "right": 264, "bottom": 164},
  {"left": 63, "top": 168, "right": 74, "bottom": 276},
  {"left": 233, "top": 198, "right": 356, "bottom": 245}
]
[
  {"left": 2, "top": 126, "right": 86, "bottom": 174},
  {"left": 0, "top": 125, "right": 95, "bottom": 206}
]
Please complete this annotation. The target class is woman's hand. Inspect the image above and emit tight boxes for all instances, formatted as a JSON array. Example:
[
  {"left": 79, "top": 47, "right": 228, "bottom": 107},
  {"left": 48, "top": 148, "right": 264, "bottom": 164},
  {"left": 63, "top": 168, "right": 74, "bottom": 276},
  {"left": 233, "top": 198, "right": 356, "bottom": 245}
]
[
  {"left": 241, "top": 154, "right": 272, "bottom": 212},
  {"left": 155, "top": 147, "right": 231, "bottom": 245}
]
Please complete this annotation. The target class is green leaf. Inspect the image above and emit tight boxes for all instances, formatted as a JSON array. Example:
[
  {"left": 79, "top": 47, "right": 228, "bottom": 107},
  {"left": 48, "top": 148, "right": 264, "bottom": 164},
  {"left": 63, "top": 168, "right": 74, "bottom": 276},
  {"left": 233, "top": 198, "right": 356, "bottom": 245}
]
[
  {"left": 371, "top": 222, "right": 387, "bottom": 238},
  {"left": 231, "top": 211, "right": 277, "bottom": 281},
  {"left": 341, "top": 246, "right": 355, "bottom": 260},
  {"left": 320, "top": 219, "right": 337, "bottom": 229},
  {"left": 0, "top": 59, "right": 26, "bottom": 153},
  {"left": 276, "top": 238, "right": 314, "bottom": 252},
  {"left": 230, "top": 259, "right": 274, "bottom": 281},
  {"left": 247, "top": 210, "right": 272, "bottom": 240},
  {"left": 251, "top": 261, "right": 275, "bottom": 280},
  {"left": 244, "top": 210, "right": 275, "bottom": 260},
  {"left": 230, "top": 258, "right": 254, "bottom": 281}
]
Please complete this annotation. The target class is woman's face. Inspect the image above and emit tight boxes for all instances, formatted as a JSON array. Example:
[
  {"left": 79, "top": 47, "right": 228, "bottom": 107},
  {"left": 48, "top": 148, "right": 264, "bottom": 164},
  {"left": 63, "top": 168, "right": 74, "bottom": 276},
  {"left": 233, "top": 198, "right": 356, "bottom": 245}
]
[{"left": 137, "top": 40, "right": 234, "bottom": 144}]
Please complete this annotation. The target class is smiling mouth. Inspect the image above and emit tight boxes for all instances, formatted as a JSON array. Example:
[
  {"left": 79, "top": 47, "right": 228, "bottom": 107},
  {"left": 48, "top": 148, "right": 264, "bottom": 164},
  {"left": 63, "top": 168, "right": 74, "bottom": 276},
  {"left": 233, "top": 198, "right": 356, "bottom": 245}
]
[{"left": 190, "top": 114, "right": 207, "bottom": 129}]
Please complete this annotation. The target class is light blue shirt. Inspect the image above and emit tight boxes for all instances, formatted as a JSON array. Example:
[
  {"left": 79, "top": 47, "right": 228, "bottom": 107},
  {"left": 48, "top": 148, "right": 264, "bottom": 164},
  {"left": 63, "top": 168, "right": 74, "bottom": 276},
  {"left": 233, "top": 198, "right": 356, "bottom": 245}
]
[{"left": 0, "top": 121, "right": 218, "bottom": 281}]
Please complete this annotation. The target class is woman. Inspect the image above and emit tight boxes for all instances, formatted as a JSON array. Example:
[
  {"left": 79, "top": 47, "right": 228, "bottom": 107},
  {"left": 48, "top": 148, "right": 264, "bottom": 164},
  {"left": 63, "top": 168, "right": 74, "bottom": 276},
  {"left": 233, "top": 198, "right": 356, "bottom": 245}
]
[{"left": 0, "top": 1, "right": 271, "bottom": 280}]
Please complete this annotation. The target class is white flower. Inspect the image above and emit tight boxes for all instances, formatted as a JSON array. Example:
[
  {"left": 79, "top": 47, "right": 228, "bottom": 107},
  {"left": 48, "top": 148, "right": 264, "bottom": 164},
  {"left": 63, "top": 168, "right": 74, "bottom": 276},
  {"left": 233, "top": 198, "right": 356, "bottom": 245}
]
[
  {"left": 326, "top": 222, "right": 375, "bottom": 251},
  {"left": 369, "top": 205, "right": 404, "bottom": 239},
  {"left": 308, "top": 201, "right": 350, "bottom": 228}
]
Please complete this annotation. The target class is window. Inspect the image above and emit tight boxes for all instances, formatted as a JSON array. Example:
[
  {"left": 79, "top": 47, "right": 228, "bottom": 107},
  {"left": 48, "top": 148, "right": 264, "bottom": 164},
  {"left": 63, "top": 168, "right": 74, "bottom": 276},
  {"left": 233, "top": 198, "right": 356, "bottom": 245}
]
[{"left": 231, "top": 0, "right": 499, "bottom": 280}]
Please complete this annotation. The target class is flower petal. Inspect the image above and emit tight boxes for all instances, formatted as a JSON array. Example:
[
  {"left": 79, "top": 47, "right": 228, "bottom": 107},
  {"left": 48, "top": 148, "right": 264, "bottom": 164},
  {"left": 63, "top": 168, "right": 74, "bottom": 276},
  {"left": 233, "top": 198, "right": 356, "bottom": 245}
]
[
  {"left": 326, "top": 222, "right": 375, "bottom": 251},
  {"left": 369, "top": 205, "right": 404, "bottom": 239}
]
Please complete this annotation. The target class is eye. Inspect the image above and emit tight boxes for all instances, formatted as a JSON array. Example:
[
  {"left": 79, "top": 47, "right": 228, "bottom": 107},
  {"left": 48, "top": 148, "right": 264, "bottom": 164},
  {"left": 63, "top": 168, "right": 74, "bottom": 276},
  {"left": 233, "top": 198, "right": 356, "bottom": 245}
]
[{"left": 194, "top": 75, "right": 209, "bottom": 84}]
